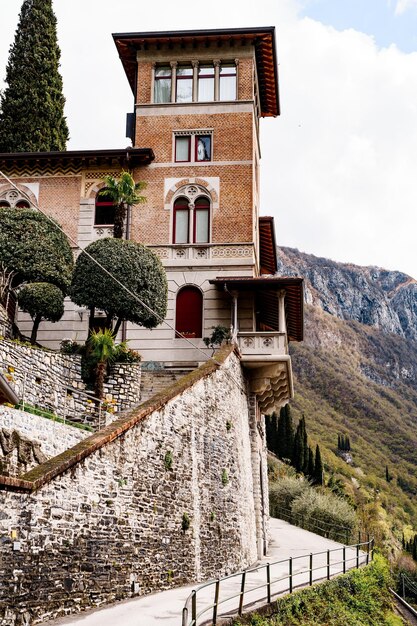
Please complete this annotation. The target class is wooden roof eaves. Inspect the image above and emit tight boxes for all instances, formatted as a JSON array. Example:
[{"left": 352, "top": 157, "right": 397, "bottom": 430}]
[{"left": 114, "top": 26, "right": 280, "bottom": 117}]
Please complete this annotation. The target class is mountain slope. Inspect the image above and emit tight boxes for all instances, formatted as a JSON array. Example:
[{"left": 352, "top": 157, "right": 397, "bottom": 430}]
[
  {"left": 279, "top": 247, "right": 417, "bottom": 535},
  {"left": 279, "top": 246, "right": 417, "bottom": 342}
]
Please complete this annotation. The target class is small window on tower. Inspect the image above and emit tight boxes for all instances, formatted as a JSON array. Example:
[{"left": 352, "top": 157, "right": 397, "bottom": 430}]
[
  {"left": 195, "top": 135, "right": 211, "bottom": 161},
  {"left": 154, "top": 66, "right": 172, "bottom": 103},
  {"left": 175, "top": 136, "right": 191, "bottom": 162}
]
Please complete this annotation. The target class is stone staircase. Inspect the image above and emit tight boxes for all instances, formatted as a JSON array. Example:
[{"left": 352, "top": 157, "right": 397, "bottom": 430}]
[{"left": 139, "top": 369, "right": 193, "bottom": 404}]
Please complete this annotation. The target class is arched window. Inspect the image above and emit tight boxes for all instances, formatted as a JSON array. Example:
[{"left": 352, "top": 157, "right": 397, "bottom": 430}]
[
  {"left": 15, "top": 200, "right": 30, "bottom": 208},
  {"left": 95, "top": 189, "right": 116, "bottom": 226},
  {"left": 0, "top": 201, "right": 10, "bottom": 208},
  {"left": 175, "top": 286, "right": 203, "bottom": 338},
  {"left": 173, "top": 197, "right": 190, "bottom": 244},
  {"left": 173, "top": 193, "right": 210, "bottom": 244},
  {"left": 194, "top": 197, "right": 210, "bottom": 243}
]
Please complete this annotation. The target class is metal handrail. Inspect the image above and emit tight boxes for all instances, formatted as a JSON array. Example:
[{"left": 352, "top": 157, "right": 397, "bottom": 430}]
[{"left": 181, "top": 537, "right": 374, "bottom": 626}]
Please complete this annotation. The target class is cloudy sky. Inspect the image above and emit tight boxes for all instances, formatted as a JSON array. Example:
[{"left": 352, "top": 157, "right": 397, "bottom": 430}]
[{"left": 1, "top": 0, "right": 417, "bottom": 279}]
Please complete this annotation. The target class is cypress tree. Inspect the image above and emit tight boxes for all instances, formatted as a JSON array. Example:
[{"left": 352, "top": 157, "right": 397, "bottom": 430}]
[
  {"left": 265, "top": 414, "right": 278, "bottom": 456},
  {"left": 277, "top": 408, "right": 286, "bottom": 459},
  {"left": 0, "top": 0, "right": 69, "bottom": 152},
  {"left": 301, "top": 416, "right": 309, "bottom": 473},
  {"left": 314, "top": 444, "right": 324, "bottom": 485},
  {"left": 307, "top": 446, "right": 315, "bottom": 478},
  {"left": 293, "top": 419, "right": 305, "bottom": 473},
  {"left": 276, "top": 404, "right": 294, "bottom": 461}
]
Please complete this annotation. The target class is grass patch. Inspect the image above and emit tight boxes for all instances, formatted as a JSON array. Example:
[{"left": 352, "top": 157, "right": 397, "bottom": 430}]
[
  {"left": 15, "top": 403, "right": 93, "bottom": 432},
  {"left": 232, "top": 554, "right": 403, "bottom": 626}
]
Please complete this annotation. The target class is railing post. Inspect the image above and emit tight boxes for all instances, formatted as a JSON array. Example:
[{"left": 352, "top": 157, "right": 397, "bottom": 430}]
[
  {"left": 356, "top": 544, "right": 360, "bottom": 569},
  {"left": 309, "top": 553, "right": 313, "bottom": 586},
  {"left": 366, "top": 538, "right": 370, "bottom": 565},
  {"left": 289, "top": 557, "right": 293, "bottom": 594},
  {"left": 327, "top": 550, "right": 330, "bottom": 580},
  {"left": 182, "top": 606, "right": 188, "bottom": 626},
  {"left": 267, "top": 563, "right": 271, "bottom": 604},
  {"left": 191, "top": 590, "right": 197, "bottom": 625},
  {"left": 371, "top": 538, "right": 374, "bottom": 561},
  {"left": 212, "top": 579, "right": 220, "bottom": 624},
  {"left": 343, "top": 547, "right": 346, "bottom": 574},
  {"left": 238, "top": 571, "right": 246, "bottom": 616}
]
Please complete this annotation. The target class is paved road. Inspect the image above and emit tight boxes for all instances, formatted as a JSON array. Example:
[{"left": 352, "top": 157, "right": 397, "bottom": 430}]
[{"left": 47, "top": 518, "right": 367, "bottom": 626}]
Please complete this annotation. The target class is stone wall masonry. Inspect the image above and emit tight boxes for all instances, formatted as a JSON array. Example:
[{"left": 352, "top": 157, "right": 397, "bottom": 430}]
[
  {"left": 0, "top": 306, "right": 11, "bottom": 340},
  {"left": 0, "top": 339, "right": 141, "bottom": 429},
  {"left": 0, "top": 346, "right": 260, "bottom": 625},
  {"left": 0, "top": 407, "right": 89, "bottom": 476}
]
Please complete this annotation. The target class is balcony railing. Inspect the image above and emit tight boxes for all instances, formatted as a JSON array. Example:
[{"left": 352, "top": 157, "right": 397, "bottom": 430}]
[
  {"left": 148, "top": 243, "right": 255, "bottom": 262},
  {"left": 237, "top": 332, "right": 288, "bottom": 359}
]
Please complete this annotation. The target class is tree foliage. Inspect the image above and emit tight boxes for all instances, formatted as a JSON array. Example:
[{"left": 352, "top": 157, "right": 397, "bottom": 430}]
[
  {"left": 88, "top": 328, "right": 119, "bottom": 398},
  {"left": 18, "top": 282, "right": 64, "bottom": 344},
  {"left": 0, "top": 0, "right": 69, "bottom": 152},
  {"left": 71, "top": 238, "right": 167, "bottom": 333},
  {"left": 99, "top": 171, "right": 146, "bottom": 239},
  {"left": 0, "top": 208, "right": 73, "bottom": 292}
]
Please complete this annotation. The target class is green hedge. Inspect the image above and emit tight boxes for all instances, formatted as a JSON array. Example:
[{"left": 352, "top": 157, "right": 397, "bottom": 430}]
[{"left": 269, "top": 476, "right": 356, "bottom": 543}]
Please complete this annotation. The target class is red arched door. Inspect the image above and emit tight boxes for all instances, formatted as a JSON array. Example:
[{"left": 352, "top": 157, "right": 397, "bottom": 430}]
[{"left": 175, "top": 287, "right": 203, "bottom": 338}]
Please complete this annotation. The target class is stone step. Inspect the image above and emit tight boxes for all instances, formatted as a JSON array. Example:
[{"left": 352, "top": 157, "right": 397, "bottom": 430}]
[{"left": 140, "top": 369, "right": 192, "bottom": 404}]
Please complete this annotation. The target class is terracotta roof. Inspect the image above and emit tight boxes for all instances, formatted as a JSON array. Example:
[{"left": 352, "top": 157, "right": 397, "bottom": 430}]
[
  {"left": 0, "top": 148, "right": 155, "bottom": 171},
  {"left": 113, "top": 26, "right": 280, "bottom": 117},
  {"left": 259, "top": 216, "right": 278, "bottom": 274},
  {"left": 209, "top": 276, "right": 304, "bottom": 342}
]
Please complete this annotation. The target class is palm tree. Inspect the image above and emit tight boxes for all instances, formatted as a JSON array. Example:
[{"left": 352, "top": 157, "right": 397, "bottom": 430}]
[
  {"left": 99, "top": 171, "right": 146, "bottom": 239},
  {"left": 88, "top": 328, "right": 118, "bottom": 398}
]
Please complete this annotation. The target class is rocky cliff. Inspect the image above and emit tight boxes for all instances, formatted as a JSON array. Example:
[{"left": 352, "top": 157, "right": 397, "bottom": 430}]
[
  {"left": 277, "top": 246, "right": 417, "bottom": 537},
  {"left": 278, "top": 247, "right": 417, "bottom": 342}
]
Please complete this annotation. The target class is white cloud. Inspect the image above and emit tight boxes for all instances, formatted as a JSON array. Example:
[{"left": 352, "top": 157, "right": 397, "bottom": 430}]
[{"left": 395, "top": 0, "right": 417, "bottom": 15}]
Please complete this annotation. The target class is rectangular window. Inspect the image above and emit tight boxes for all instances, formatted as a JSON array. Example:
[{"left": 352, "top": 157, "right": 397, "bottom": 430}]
[
  {"left": 154, "top": 66, "right": 171, "bottom": 103},
  {"left": 175, "top": 136, "right": 191, "bottom": 162},
  {"left": 194, "top": 208, "right": 209, "bottom": 243},
  {"left": 95, "top": 202, "right": 115, "bottom": 226},
  {"left": 174, "top": 208, "right": 189, "bottom": 243},
  {"left": 195, "top": 135, "right": 211, "bottom": 161},
  {"left": 219, "top": 63, "right": 237, "bottom": 101},
  {"left": 176, "top": 66, "right": 193, "bottom": 103},
  {"left": 198, "top": 65, "right": 215, "bottom": 102}
]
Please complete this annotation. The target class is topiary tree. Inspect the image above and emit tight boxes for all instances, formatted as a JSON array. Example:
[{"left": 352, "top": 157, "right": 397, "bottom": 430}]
[
  {"left": 71, "top": 238, "right": 167, "bottom": 335},
  {"left": 0, "top": 0, "right": 69, "bottom": 152},
  {"left": 99, "top": 171, "right": 146, "bottom": 239},
  {"left": 0, "top": 208, "right": 73, "bottom": 293},
  {"left": 18, "top": 282, "right": 64, "bottom": 344}
]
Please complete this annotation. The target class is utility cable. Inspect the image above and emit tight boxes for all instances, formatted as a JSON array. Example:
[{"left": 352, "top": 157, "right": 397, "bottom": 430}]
[{"left": 0, "top": 170, "right": 247, "bottom": 395}]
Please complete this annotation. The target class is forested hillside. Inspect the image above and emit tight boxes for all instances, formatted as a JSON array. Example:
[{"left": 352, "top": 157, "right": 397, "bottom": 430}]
[{"left": 279, "top": 247, "right": 417, "bottom": 545}]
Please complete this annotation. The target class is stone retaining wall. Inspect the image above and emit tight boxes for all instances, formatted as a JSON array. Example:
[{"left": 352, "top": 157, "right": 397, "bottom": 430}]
[
  {"left": 0, "top": 339, "right": 141, "bottom": 428},
  {"left": 0, "top": 406, "right": 89, "bottom": 476},
  {"left": 0, "top": 346, "right": 263, "bottom": 625},
  {"left": 0, "top": 306, "right": 11, "bottom": 340}
]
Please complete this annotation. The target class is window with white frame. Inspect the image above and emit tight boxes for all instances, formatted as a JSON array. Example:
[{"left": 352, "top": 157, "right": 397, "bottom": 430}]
[
  {"left": 172, "top": 192, "right": 210, "bottom": 244},
  {"left": 174, "top": 131, "right": 212, "bottom": 163},
  {"left": 154, "top": 66, "right": 172, "bottom": 103},
  {"left": 153, "top": 61, "right": 237, "bottom": 103}
]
